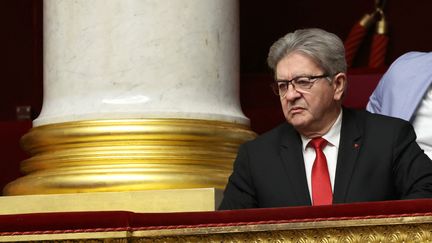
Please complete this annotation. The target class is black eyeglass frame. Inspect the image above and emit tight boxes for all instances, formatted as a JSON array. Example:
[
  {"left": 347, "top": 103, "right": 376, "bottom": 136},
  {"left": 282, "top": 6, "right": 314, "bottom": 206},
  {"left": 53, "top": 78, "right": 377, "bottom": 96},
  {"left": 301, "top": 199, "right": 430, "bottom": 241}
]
[{"left": 270, "top": 74, "right": 331, "bottom": 96}]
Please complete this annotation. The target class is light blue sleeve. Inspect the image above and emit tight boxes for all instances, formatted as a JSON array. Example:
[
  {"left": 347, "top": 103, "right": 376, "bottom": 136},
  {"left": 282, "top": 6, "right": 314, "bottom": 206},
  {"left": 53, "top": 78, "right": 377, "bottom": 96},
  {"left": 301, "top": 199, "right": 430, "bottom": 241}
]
[
  {"left": 366, "top": 78, "right": 383, "bottom": 114},
  {"left": 365, "top": 51, "right": 432, "bottom": 121}
]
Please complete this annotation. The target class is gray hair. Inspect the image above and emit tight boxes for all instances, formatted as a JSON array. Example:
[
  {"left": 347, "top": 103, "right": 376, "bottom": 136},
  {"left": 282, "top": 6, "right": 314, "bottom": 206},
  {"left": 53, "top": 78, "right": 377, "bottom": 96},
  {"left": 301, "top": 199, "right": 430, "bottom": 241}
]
[{"left": 267, "top": 28, "right": 347, "bottom": 75}]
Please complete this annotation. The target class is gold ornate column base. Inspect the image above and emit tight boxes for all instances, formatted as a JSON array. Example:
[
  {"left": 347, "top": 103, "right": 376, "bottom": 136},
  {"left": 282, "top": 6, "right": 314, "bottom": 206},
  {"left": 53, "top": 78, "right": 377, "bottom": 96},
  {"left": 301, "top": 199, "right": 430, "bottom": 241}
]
[{"left": 3, "top": 118, "right": 256, "bottom": 195}]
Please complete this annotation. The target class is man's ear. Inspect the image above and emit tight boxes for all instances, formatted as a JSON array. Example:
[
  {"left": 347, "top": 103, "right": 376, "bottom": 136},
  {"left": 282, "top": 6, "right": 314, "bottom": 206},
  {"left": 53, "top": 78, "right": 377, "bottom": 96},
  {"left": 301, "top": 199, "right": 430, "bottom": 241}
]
[{"left": 332, "top": 73, "right": 347, "bottom": 101}]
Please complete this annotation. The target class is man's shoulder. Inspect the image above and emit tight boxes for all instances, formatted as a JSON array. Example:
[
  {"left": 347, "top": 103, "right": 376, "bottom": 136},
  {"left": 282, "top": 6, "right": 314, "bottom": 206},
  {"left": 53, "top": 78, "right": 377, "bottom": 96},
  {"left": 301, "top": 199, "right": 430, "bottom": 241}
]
[
  {"left": 344, "top": 108, "right": 411, "bottom": 128},
  {"left": 244, "top": 122, "right": 292, "bottom": 146},
  {"left": 394, "top": 51, "right": 432, "bottom": 66},
  {"left": 381, "top": 51, "right": 432, "bottom": 87}
]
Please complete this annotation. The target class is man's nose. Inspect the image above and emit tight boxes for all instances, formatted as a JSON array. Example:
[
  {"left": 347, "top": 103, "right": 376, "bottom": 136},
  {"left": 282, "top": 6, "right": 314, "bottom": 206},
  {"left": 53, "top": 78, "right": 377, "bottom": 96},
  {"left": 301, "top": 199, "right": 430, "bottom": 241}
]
[{"left": 282, "top": 84, "right": 301, "bottom": 100}]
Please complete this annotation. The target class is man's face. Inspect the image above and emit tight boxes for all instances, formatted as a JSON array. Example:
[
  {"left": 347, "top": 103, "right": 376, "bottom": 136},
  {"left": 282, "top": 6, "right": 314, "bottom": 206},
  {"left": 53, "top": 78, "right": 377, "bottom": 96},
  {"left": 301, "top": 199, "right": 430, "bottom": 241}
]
[{"left": 275, "top": 52, "right": 345, "bottom": 136}]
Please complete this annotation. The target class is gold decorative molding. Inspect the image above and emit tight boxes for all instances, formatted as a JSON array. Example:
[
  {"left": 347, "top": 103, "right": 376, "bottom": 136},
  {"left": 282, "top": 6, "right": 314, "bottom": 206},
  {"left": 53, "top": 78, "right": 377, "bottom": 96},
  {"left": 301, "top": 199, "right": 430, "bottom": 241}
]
[
  {"left": 4, "top": 118, "right": 255, "bottom": 195},
  {"left": 2, "top": 215, "right": 432, "bottom": 242},
  {"left": 0, "top": 232, "right": 129, "bottom": 243},
  {"left": 134, "top": 224, "right": 432, "bottom": 242},
  {"left": 134, "top": 216, "right": 432, "bottom": 242}
]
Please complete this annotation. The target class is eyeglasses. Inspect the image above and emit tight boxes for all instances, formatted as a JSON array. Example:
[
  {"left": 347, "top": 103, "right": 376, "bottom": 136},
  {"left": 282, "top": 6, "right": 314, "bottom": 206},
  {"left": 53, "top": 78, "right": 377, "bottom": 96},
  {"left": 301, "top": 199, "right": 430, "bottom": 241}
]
[{"left": 270, "top": 74, "right": 330, "bottom": 97}]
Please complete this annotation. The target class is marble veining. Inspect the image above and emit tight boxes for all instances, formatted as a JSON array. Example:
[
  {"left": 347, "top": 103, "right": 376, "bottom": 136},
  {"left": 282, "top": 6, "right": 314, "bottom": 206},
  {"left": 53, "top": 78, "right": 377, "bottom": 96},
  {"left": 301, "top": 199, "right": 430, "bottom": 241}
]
[{"left": 36, "top": 0, "right": 247, "bottom": 126}]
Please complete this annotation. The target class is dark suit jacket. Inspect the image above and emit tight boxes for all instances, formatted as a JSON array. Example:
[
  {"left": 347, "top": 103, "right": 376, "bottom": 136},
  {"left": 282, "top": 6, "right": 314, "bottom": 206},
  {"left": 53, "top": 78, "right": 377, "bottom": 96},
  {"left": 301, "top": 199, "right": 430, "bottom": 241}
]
[{"left": 219, "top": 108, "right": 432, "bottom": 210}]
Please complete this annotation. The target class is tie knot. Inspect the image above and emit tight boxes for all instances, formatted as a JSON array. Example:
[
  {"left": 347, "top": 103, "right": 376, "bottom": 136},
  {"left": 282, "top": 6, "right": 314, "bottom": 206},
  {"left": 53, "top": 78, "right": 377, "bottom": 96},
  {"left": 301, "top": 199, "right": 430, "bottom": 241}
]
[{"left": 309, "top": 137, "right": 327, "bottom": 149}]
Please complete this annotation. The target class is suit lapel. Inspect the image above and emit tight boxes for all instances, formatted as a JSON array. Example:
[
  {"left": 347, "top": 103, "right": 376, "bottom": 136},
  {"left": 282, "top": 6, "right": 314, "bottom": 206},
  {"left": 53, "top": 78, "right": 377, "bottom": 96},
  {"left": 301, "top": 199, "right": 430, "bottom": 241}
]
[
  {"left": 279, "top": 124, "right": 312, "bottom": 206},
  {"left": 333, "top": 108, "right": 363, "bottom": 203}
]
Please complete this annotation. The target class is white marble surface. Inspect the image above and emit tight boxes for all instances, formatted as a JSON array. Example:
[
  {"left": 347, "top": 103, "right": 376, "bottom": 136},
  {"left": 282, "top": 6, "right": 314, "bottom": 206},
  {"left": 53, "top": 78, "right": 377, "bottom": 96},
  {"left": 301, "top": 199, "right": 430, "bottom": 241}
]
[{"left": 36, "top": 0, "right": 248, "bottom": 126}]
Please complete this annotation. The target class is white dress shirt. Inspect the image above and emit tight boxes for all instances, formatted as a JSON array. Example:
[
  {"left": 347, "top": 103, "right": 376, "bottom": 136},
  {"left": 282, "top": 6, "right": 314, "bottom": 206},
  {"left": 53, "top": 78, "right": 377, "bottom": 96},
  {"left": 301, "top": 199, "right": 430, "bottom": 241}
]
[
  {"left": 301, "top": 110, "right": 342, "bottom": 199},
  {"left": 412, "top": 85, "right": 432, "bottom": 159}
]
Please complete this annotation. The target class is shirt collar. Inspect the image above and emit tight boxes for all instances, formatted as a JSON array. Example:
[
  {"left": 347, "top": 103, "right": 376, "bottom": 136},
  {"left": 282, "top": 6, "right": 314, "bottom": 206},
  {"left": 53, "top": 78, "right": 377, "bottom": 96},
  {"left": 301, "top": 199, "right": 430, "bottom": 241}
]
[{"left": 301, "top": 110, "right": 343, "bottom": 150}]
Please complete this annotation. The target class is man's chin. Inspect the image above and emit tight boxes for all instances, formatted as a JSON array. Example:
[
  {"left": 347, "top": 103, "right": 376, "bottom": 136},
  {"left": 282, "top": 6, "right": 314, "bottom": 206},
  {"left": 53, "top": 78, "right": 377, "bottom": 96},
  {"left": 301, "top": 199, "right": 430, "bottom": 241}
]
[{"left": 287, "top": 118, "right": 309, "bottom": 130}]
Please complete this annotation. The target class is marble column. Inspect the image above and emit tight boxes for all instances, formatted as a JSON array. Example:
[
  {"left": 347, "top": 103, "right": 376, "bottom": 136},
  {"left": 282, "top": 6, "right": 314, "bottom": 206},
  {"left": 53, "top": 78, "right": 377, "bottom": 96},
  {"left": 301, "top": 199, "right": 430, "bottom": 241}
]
[{"left": 4, "top": 0, "right": 255, "bottom": 195}]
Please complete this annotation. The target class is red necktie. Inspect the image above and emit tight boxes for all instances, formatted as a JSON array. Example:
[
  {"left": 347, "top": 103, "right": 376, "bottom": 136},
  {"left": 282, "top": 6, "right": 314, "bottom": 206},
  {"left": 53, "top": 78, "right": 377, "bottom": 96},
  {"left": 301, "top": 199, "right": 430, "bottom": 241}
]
[{"left": 310, "top": 137, "right": 332, "bottom": 205}]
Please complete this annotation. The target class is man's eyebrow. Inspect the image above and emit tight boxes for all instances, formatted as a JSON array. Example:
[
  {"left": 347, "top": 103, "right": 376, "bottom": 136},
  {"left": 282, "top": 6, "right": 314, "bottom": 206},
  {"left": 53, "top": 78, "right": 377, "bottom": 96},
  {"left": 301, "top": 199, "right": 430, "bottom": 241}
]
[{"left": 275, "top": 74, "right": 309, "bottom": 81}]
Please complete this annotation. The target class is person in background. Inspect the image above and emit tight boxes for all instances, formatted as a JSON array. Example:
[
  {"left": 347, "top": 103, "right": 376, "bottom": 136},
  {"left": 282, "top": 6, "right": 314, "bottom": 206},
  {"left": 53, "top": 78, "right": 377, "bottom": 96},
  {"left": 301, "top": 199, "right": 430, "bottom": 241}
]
[
  {"left": 219, "top": 28, "right": 432, "bottom": 210},
  {"left": 367, "top": 52, "right": 432, "bottom": 158}
]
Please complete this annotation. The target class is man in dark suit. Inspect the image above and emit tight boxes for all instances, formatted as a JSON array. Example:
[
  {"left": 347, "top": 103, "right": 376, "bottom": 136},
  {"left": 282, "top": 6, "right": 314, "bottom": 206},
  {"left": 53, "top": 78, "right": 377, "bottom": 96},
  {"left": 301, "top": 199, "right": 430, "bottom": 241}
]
[{"left": 219, "top": 28, "right": 432, "bottom": 210}]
